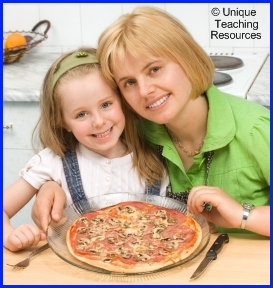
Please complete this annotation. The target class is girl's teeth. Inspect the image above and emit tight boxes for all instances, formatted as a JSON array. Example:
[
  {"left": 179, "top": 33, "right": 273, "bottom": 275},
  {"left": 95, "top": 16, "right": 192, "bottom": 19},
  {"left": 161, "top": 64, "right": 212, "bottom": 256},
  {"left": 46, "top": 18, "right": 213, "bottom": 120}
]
[
  {"left": 149, "top": 95, "right": 169, "bottom": 108},
  {"left": 95, "top": 128, "right": 111, "bottom": 138}
]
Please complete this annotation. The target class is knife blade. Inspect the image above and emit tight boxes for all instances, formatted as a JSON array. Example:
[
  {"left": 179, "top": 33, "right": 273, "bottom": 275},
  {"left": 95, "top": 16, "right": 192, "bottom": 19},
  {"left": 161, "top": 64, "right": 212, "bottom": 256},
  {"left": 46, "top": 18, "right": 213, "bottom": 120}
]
[{"left": 190, "top": 233, "right": 229, "bottom": 280}]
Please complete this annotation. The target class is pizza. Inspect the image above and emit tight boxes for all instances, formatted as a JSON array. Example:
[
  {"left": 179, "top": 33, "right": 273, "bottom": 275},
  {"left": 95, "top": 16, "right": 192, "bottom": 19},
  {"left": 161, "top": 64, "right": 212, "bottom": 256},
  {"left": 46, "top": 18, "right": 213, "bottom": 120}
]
[{"left": 66, "top": 201, "right": 202, "bottom": 273}]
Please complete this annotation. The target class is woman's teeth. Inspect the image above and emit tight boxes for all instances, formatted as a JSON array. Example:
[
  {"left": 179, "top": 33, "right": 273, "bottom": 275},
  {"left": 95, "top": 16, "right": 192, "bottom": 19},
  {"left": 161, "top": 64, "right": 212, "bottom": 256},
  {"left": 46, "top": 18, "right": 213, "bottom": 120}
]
[
  {"left": 148, "top": 94, "right": 169, "bottom": 108},
  {"left": 94, "top": 128, "right": 112, "bottom": 138}
]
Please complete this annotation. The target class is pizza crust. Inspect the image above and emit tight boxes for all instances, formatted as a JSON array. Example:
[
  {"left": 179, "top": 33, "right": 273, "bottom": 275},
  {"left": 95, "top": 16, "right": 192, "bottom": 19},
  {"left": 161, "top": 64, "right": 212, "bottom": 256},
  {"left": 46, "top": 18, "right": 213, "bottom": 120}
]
[{"left": 66, "top": 201, "right": 203, "bottom": 273}]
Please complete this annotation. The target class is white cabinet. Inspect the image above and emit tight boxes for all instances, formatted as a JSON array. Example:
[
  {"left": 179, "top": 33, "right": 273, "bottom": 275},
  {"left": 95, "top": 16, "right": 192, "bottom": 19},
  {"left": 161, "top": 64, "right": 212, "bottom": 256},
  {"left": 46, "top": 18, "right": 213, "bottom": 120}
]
[{"left": 3, "top": 101, "right": 41, "bottom": 227}]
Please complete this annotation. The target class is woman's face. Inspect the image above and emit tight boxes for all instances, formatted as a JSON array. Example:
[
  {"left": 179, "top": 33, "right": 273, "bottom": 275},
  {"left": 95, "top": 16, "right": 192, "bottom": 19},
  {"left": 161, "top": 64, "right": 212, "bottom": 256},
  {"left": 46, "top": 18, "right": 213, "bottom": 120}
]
[{"left": 113, "top": 52, "right": 193, "bottom": 124}]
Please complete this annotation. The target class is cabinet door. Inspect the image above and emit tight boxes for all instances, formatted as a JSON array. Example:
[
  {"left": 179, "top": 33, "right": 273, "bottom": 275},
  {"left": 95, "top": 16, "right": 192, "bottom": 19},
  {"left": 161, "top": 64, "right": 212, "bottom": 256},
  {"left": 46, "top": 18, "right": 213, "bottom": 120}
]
[
  {"left": 3, "top": 101, "right": 40, "bottom": 227},
  {"left": 4, "top": 149, "right": 37, "bottom": 226},
  {"left": 3, "top": 101, "right": 40, "bottom": 149}
]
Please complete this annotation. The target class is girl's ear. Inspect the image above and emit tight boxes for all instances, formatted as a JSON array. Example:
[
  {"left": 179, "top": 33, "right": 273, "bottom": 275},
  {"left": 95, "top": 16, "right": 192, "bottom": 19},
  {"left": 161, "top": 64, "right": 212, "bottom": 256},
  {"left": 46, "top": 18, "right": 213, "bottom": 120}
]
[{"left": 62, "top": 123, "right": 71, "bottom": 132}]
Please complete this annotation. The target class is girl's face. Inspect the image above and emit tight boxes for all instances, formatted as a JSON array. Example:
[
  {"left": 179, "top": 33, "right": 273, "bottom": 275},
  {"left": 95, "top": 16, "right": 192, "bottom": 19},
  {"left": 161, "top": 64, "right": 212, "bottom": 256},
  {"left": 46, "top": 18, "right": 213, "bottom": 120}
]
[
  {"left": 61, "top": 71, "right": 125, "bottom": 158},
  {"left": 113, "top": 52, "right": 193, "bottom": 124}
]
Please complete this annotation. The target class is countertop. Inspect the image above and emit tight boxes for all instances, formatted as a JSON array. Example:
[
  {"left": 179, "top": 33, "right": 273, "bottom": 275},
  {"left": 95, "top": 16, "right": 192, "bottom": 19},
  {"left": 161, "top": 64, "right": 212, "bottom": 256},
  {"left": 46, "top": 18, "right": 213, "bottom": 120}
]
[
  {"left": 3, "top": 52, "right": 270, "bottom": 106},
  {"left": 4, "top": 233, "right": 270, "bottom": 284}
]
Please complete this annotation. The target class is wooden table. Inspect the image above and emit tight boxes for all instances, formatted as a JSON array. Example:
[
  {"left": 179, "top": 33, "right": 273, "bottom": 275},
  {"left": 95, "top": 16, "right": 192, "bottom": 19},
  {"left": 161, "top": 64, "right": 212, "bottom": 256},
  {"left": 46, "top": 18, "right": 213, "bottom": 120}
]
[{"left": 3, "top": 233, "right": 269, "bottom": 284}]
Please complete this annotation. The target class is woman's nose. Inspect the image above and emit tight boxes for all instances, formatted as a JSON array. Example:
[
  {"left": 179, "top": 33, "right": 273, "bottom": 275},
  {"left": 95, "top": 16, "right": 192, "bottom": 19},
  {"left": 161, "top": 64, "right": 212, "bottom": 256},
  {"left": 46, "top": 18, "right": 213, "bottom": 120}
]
[
  {"left": 138, "top": 79, "right": 155, "bottom": 97},
  {"left": 92, "top": 113, "right": 106, "bottom": 128}
]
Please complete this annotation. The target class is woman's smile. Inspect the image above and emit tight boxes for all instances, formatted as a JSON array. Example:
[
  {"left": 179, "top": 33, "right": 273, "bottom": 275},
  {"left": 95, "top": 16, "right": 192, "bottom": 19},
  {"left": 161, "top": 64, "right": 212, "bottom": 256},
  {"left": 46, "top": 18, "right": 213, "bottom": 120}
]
[{"left": 147, "top": 94, "right": 170, "bottom": 109}]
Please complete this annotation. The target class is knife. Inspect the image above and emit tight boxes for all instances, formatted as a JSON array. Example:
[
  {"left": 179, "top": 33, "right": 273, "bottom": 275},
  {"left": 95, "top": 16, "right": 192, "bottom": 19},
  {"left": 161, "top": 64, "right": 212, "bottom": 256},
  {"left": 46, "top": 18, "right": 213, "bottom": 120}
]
[{"left": 190, "top": 233, "right": 229, "bottom": 280}]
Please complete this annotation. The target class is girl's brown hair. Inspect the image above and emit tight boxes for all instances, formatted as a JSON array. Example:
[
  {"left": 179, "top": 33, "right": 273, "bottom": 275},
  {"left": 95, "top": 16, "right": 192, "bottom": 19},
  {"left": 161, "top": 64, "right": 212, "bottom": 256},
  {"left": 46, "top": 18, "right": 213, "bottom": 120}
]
[{"left": 32, "top": 47, "right": 166, "bottom": 185}]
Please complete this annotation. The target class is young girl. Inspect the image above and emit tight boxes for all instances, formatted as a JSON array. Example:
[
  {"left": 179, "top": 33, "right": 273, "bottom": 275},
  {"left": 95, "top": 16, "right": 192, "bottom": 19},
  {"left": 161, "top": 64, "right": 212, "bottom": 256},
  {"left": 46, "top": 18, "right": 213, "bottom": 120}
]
[{"left": 4, "top": 47, "right": 169, "bottom": 252}]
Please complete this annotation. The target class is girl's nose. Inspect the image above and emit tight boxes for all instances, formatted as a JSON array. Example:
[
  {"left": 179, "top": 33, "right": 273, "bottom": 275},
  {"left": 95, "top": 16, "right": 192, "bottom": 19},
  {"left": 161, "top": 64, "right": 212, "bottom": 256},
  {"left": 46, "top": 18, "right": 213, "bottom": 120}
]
[{"left": 92, "top": 113, "right": 106, "bottom": 128}]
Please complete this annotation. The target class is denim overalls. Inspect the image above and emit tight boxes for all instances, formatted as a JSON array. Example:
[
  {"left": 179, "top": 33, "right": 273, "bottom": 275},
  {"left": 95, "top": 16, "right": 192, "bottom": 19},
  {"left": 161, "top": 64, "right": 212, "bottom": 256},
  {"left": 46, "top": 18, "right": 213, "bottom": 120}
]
[{"left": 62, "top": 150, "right": 161, "bottom": 214}]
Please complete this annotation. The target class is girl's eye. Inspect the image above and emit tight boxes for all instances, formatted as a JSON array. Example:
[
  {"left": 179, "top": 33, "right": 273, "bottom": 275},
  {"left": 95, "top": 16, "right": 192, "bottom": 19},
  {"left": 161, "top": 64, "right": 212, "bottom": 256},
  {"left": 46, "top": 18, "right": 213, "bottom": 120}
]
[
  {"left": 124, "top": 79, "right": 136, "bottom": 87},
  {"left": 101, "top": 102, "right": 111, "bottom": 109},
  {"left": 77, "top": 112, "right": 88, "bottom": 118},
  {"left": 150, "top": 67, "right": 160, "bottom": 74}
]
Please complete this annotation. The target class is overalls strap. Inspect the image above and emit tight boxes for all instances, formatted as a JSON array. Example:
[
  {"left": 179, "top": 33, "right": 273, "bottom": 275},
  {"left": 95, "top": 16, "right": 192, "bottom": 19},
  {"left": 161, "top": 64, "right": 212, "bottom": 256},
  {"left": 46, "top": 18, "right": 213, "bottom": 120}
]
[{"left": 62, "top": 150, "right": 91, "bottom": 214}]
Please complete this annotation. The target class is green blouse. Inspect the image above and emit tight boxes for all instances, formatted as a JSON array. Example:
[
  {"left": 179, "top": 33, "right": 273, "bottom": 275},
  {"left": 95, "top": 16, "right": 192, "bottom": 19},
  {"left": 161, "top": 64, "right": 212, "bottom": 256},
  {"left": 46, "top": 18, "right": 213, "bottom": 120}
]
[{"left": 143, "top": 85, "right": 270, "bottom": 233}]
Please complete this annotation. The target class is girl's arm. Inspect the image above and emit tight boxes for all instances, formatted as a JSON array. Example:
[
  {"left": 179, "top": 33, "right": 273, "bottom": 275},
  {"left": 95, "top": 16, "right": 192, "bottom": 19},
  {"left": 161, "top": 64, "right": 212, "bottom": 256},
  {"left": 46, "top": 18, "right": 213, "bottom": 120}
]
[{"left": 4, "top": 178, "right": 46, "bottom": 251}]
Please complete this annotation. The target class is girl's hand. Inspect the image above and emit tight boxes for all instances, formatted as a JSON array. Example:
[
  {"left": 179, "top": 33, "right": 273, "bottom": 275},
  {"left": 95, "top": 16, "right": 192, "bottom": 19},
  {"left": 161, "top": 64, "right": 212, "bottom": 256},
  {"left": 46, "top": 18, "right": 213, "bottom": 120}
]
[
  {"left": 4, "top": 224, "right": 46, "bottom": 252},
  {"left": 187, "top": 185, "right": 243, "bottom": 229}
]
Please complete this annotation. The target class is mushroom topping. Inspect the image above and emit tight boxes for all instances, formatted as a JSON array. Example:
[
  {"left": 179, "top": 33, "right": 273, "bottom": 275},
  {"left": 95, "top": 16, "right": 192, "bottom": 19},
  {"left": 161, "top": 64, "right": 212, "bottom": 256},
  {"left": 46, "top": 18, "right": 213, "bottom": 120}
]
[
  {"left": 158, "top": 249, "right": 169, "bottom": 256},
  {"left": 119, "top": 206, "right": 136, "bottom": 214},
  {"left": 129, "top": 240, "right": 141, "bottom": 247},
  {"left": 91, "top": 235, "right": 105, "bottom": 242},
  {"left": 138, "top": 214, "right": 150, "bottom": 222},
  {"left": 154, "top": 219, "right": 168, "bottom": 228},
  {"left": 161, "top": 237, "right": 171, "bottom": 242},
  {"left": 151, "top": 227, "right": 165, "bottom": 239},
  {"left": 78, "top": 238, "right": 91, "bottom": 246},
  {"left": 77, "top": 237, "right": 91, "bottom": 250},
  {"left": 123, "top": 220, "right": 132, "bottom": 228},
  {"left": 114, "top": 240, "right": 125, "bottom": 246},
  {"left": 139, "top": 223, "right": 148, "bottom": 231},
  {"left": 78, "top": 217, "right": 89, "bottom": 225},
  {"left": 117, "top": 230, "right": 126, "bottom": 238},
  {"left": 107, "top": 237, "right": 117, "bottom": 244},
  {"left": 88, "top": 230, "right": 99, "bottom": 238},
  {"left": 167, "top": 217, "right": 176, "bottom": 225},
  {"left": 136, "top": 253, "right": 150, "bottom": 262},
  {"left": 109, "top": 218, "right": 121, "bottom": 225},
  {"left": 91, "top": 215, "right": 105, "bottom": 224},
  {"left": 155, "top": 210, "right": 167, "bottom": 218},
  {"left": 165, "top": 241, "right": 179, "bottom": 250},
  {"left": 77, "top": 227, "right": 87, "bottom": 234},
  {"left": 133, "top": 230, "right": 143, "bottom": 237},
  {"left": 88, "top": 243, "right": 104, "bottom": 254},
  {"left": 115, "top": 247, "right": 132, "bottom": 259}
]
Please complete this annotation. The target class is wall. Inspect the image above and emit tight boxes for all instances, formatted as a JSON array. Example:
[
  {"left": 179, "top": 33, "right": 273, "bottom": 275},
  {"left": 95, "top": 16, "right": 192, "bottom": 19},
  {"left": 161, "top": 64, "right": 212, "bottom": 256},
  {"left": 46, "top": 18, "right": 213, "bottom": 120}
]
[{"left": 4, "top": 3, "right": 270, "bottom": 54}]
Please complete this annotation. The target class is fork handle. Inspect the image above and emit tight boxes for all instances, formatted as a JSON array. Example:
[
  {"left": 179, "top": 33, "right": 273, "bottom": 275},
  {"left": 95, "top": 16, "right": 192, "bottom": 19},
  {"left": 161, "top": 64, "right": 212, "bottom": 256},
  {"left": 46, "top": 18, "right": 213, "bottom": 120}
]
[{"left": 28, "top": 243, "right": 50, "bottom": 258}]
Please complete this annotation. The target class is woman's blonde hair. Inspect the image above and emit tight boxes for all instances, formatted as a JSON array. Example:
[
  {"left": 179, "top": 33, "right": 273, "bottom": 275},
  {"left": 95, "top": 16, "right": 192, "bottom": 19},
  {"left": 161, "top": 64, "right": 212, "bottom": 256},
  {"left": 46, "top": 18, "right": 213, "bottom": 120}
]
[
  {"left": 32, "top": 46, "right": 166, "bottom": 184},
  {"left": 97, "top": 6, "right": 215, "bottom": 99}
]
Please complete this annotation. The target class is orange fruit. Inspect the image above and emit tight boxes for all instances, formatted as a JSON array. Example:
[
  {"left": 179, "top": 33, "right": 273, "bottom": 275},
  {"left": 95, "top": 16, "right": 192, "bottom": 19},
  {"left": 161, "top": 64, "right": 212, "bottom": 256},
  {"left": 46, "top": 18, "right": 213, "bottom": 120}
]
[{"left": 4, "top": 32, "right": 27, "bottom": 50}]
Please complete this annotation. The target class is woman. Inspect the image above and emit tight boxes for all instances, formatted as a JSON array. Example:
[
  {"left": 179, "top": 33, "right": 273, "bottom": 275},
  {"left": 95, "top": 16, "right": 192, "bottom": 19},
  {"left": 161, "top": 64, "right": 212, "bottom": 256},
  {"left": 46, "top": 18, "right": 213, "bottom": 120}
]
[{"left": 32, "top": 6, "right": 269, "bottom": 236}]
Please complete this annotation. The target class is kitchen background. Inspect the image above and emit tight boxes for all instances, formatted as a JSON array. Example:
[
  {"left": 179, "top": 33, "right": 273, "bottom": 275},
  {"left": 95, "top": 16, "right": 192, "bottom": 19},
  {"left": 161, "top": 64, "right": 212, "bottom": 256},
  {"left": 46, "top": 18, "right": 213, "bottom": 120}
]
[
  {"left": 3, "top": 3, "right": 270, "bottom": 53},
  {"left": 3, "top": 3, "right": 270, "bottom": 227}
]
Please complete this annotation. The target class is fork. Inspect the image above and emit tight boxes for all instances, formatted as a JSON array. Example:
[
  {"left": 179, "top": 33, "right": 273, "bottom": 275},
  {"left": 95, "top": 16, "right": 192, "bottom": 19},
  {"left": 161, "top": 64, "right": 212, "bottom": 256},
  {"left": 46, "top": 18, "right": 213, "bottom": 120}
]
[{"left": 7, "top": 243, "right": 50, "bottom": 270}]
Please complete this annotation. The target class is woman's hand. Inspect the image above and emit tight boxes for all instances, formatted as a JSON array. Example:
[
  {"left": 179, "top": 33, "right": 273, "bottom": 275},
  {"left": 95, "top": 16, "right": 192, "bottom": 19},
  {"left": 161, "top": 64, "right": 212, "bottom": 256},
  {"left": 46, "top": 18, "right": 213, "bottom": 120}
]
[
  {"left": 187, "top": 186, "right": 244, "bottom": 229},
  {"left": 31, "top": 181, "right": 67, "bottom": 232},
  {"left": 4, "top": 224, "right": 46, "bottom": 252},
  {"left": 187, "top": 185, "right": 270, "bottom": 236}
]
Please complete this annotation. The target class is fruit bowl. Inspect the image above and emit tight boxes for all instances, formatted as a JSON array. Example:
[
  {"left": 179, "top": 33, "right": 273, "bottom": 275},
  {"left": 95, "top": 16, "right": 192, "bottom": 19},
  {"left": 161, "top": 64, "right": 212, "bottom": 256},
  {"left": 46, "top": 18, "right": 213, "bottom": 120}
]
[{"left": 3, "top": 20, "right": 50, "bottom": 64}]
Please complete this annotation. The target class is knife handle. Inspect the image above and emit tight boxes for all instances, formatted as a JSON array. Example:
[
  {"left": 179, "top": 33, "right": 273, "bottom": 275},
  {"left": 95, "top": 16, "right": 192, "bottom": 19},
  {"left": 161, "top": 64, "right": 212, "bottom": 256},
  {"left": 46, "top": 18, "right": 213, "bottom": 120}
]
[{"left": 206, "top": 233, "right": 229, "bottom": 259}]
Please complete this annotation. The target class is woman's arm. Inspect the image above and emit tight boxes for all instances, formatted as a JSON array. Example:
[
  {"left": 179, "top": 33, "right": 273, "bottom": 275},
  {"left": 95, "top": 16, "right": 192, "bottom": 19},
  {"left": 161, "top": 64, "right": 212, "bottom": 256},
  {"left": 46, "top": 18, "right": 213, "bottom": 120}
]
[
  {"left": 4, "top": 178, "right": 46, "bottom": 251},
  {"left": 187, "top": 185, "right": 270, "bottom": 237},
  {"left": 31, "top": 181, "right": 67, "bottom": 232}
]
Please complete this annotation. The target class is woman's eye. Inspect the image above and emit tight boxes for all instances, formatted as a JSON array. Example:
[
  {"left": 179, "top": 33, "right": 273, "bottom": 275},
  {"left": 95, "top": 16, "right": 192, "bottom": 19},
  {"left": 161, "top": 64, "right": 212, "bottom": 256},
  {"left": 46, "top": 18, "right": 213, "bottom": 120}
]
[
  {"left": 101, "top": 102, "right": 111, "bottom": 109},
  {"left": 125, "top": 79, "right": 136, "bottom": 87},
  {"left": 77, "top": 112, "right": 88, "bottom": 118},
  {"left": 150, "top": 67, "right": 160, "bottom": 74}
]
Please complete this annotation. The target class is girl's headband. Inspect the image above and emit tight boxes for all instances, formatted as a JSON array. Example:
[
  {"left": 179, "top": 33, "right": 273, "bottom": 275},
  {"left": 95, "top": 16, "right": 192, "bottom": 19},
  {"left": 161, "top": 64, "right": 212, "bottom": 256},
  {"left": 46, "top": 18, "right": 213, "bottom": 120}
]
[{"left": 52, "top": 51, "right": 99, "bottom": 91}]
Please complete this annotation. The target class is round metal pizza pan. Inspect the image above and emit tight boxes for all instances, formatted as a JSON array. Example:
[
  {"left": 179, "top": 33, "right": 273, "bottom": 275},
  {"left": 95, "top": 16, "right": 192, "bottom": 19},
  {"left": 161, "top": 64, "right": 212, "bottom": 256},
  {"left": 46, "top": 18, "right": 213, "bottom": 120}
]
[{"left": 46, "top": 193, "right": 210, "bottom": 277}]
